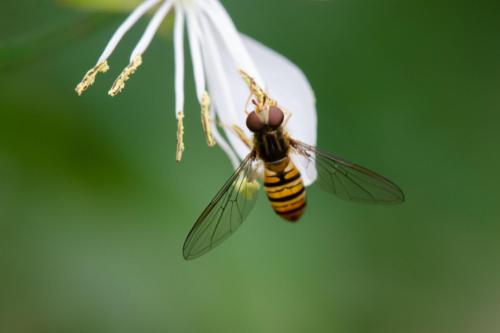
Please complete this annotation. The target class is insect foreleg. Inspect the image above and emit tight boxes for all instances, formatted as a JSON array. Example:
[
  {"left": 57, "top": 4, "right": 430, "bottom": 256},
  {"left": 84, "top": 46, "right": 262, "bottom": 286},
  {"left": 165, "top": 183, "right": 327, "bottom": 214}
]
[
  {"left": 281, "top": 107, "right": 292, "bottom": 128},
  {"left": 216, "top": 121, "right": 253, "bottom": 149},
  {"left": 231, "top": 125, "right": 253, "bottom": 149}
]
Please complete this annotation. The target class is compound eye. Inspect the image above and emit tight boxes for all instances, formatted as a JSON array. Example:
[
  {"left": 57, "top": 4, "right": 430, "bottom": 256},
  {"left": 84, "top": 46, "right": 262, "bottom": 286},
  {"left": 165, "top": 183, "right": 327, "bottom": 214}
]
[
  {"left": 268, "top": 106, "right": 285, "bottom": 129},
  {"left": 246, "top": 111, "right": 265, "bottom": 132}
]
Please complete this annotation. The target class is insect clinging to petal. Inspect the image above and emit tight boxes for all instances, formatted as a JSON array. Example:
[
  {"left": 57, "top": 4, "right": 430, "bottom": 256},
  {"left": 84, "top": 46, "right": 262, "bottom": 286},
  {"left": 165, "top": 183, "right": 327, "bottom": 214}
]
[{"left": 183, "top": 71, "right": 405, "bottom": 260}]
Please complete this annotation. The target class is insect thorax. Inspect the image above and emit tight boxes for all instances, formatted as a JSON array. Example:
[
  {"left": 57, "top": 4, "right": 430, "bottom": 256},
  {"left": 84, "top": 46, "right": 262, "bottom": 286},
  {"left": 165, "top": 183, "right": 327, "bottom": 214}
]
[{"left": 254, "top": 128, "right": 290, "bottom": 163}]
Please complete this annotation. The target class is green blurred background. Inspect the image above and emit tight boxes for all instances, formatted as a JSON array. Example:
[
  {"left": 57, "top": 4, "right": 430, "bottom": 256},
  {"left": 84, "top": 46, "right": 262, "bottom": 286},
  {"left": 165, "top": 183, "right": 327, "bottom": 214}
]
[{"left": 1, "top": 0, "right": 500, "bottom": 332}]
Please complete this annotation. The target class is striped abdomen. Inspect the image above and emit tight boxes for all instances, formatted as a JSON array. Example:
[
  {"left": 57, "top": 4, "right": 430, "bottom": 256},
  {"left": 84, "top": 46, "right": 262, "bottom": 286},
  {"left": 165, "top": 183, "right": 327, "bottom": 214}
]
[{"left": 264, "top": 157, "right": 306, "bottom": 222}]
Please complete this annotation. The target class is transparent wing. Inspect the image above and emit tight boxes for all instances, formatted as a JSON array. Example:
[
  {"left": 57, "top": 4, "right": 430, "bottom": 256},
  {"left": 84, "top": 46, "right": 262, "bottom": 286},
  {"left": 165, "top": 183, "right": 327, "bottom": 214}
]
[
  {"left": 292, "top": 140, "right": 405, "bottom": 204},
  {"left": 183, "top": 153, "right": 260, "bottom": 260}
]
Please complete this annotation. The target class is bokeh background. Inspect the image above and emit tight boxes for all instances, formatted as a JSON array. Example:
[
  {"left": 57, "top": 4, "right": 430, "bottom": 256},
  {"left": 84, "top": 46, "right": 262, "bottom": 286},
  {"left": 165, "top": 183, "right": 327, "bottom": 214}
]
[{"left": 1, "top": 0, "right": 500, "bottom": 332}]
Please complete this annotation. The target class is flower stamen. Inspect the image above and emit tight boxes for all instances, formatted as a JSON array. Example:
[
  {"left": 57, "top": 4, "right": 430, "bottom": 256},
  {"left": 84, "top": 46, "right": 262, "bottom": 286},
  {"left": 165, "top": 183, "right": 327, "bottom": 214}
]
[
  {"left": 238, "top": 69, "right": 273, "bottom": 108},
  {"left": 176, "top": 111, "right": 185, "bottom": 162},
  {"left": 71, "top": 0, "right": 317, "bottom": 183},
  {"left": 201, "top": 92, "right": 216, "bottom": 147},
  {"left": 75, "top": 61, "right": 110, "bottom": 96},
  {"left": 239, "top": 69, "right": 277, "bottom": 124},
  {"left": 108, "top": 56, "right": 142, "bottom": 97}
]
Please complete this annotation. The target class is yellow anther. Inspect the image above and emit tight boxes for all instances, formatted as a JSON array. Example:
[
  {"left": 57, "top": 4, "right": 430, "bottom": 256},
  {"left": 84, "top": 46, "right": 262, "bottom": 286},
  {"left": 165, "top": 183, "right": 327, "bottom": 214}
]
[
  {"left": 238, "top": 69, "right": 276, "bottom": 109},
  {"left": 108, "top": 55, "right": 142, "bottom": 97},
  {"left": 200, "top": 92, "right": 216, "bottom": 147},
  {"left": 176, "top": 111, "right": 185, "bottom": 163},
  {"left": 75, "top": 61, "right": 109, "bottom": 96}
]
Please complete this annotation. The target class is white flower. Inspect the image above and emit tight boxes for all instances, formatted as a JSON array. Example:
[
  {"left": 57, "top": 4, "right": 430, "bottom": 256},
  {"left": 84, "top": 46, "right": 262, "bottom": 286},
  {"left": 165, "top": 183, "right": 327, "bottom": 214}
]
[{"left": 75, "top": 0, "right": 318, "bottom": 185}]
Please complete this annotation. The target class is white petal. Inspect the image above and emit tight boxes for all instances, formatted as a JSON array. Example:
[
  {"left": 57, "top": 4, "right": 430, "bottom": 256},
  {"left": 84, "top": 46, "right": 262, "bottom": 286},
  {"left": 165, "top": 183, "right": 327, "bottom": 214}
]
[
  {"left": 196, "top": 2, "right": 318, "bottom": 185},
  {"left": 241, "top": 35, "right": 318, "bottom": 186},
  {"left": 241, "top": 36, "right": 317, "bottom": 146},
  {"left": 208, "top": 33, "right": 318, "bottom": 185},
  {"left": 198, "top": 0, "right": 264, "bottom": 87}
]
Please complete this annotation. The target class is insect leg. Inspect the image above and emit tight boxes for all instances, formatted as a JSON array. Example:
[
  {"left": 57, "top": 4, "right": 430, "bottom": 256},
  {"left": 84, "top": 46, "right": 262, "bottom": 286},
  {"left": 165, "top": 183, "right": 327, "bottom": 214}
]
[
  {"left": 243, "top": 92, "right": 252, "bottom": 116},
  {"left": 217, "top": 121, "right": 253, "bottom": 149},
  {"left": 282, "top": 107, "right": 293, "bottom": 128}
]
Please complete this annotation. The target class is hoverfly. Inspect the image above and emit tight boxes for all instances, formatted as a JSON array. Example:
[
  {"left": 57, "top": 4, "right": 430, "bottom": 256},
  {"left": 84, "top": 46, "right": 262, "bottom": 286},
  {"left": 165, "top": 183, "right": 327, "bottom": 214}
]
[{"left": 183, "top": 71, "right": 404, "bottom": 260}]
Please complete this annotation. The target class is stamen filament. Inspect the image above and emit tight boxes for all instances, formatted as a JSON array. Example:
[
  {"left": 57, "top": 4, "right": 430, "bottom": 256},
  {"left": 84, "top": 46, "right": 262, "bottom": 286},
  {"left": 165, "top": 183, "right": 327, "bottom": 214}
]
[
  {"left": 173, "top": 4, "right": 185, "bottom": 123},
  {"left": 108, "top": 56, "right": 142, "bottom": 97},
  {"left": 75, "top": 61, "right": 109, "bottom": 96},
  {"left": 176, "top": 112, "right": 185, "bottom": 162},
  {"left": 201, "top": 92, "right": 216, "bottom": 147},
  {"left": 97, "top": 0, "right": 162, "bottom": 64},
  {"left": 131, "top": 0, "right": 174, "bottom": 60},
  {"left": 186, "top": 5, "right": 206, "bottom": 98}
]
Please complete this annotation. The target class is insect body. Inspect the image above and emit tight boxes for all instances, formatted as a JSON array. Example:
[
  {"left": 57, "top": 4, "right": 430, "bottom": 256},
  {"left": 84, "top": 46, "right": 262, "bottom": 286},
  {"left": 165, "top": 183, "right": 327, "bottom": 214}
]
[
  {"left": 182, "top": 73, "right": 405, "bottom": 260},
  {"left": 249, "top": 106, "right": 306, "bottom": 221}
]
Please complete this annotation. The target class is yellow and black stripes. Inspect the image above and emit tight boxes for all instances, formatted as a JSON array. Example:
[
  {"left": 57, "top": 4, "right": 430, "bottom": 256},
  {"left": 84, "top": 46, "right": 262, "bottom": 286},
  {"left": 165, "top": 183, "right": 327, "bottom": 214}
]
[{"left": 264, "top": 158, "right": 306, "bottom": 222}]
